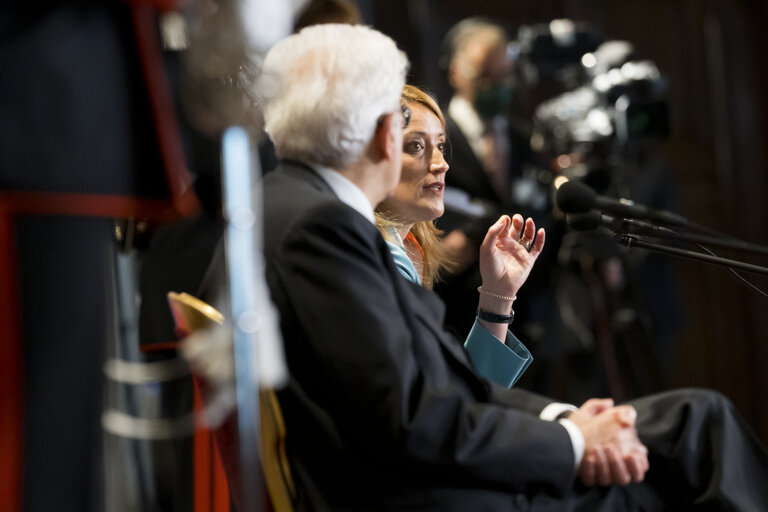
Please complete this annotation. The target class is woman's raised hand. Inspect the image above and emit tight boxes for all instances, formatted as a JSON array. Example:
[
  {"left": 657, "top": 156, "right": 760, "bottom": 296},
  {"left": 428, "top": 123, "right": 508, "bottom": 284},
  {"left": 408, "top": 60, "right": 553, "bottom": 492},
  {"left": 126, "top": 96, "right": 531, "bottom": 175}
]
[{"left": 478, "top": 214, "right": 545, "bottom": 298}]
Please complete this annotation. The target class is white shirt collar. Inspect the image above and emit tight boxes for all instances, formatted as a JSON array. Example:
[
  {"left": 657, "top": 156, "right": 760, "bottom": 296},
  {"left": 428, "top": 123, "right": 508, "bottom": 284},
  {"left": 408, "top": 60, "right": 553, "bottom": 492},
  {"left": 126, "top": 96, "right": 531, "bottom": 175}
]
[
  {"left": 312, "top": 164, "right": 376, "bottom": 224},
  {"left": 448, "top": 96, "right": 487, "bottom": 159},
  {"left": 449, "top": 96, "right": 485, "bottom": 140},
  {"left": 448, "top": 96, "right": 510, "bottom": 164}
]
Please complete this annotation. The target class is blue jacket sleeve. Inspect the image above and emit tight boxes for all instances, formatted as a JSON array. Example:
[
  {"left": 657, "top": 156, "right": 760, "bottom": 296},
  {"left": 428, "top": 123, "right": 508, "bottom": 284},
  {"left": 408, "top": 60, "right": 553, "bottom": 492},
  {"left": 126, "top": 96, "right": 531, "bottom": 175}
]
[{"left": 465, "top": 319, "right": 533, "bottom": 388}]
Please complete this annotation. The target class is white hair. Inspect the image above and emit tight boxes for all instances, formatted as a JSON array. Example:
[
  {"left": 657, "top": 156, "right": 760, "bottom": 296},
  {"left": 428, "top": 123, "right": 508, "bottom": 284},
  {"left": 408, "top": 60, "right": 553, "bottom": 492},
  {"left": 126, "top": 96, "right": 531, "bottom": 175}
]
[{"left": 259, "top": 24, "right": 409, "bottom": 168}]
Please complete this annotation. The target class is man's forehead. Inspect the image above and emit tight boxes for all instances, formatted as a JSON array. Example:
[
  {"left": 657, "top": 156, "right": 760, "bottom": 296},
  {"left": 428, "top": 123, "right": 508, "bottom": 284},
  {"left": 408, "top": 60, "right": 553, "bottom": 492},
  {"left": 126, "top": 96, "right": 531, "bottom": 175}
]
[{"left": 463, "top": 34, "right": 507, "bottom": 69}]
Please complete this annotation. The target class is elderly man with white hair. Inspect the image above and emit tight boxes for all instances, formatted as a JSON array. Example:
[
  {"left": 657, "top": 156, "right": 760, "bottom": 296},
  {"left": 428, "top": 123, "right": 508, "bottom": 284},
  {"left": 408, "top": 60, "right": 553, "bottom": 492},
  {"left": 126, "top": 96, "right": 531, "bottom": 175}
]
[{"left": 256, "top": 23, "right": 768, "bottom": 512}]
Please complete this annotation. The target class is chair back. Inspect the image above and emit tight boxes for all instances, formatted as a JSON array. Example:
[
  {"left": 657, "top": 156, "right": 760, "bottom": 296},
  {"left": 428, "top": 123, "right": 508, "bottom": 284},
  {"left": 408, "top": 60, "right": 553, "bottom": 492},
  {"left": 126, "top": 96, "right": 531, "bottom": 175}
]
[{"left": 167, "top": 291, "right": 295, "bottom": 512}]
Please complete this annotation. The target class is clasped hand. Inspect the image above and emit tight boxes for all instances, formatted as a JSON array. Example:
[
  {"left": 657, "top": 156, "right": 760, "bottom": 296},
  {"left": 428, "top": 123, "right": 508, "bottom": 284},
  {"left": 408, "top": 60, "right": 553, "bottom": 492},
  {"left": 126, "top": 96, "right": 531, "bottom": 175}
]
[{"left": 569, "top": 399, "right": 649, "bottom": 486}]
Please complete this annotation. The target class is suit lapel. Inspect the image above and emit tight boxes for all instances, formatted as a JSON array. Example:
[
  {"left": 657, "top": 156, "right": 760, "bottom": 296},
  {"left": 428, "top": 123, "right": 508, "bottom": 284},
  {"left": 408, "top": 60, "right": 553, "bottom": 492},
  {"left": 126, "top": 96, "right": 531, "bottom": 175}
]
[
  {"left": 403, "top": 282, "right": 466, "bottom": 360},
  {"left": 373, "top": 235, "right": 489, "bottom": 395}
]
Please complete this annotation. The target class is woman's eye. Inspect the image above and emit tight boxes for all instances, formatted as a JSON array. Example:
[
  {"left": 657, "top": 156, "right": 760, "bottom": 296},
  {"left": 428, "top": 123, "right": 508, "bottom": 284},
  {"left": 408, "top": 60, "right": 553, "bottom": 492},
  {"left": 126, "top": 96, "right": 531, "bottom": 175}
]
[
  {"left": 437, "top": 143, "right": 446, "bottom": 153},
  {"left": 405, "top": 141, "right": 423, "bottom": 153}
]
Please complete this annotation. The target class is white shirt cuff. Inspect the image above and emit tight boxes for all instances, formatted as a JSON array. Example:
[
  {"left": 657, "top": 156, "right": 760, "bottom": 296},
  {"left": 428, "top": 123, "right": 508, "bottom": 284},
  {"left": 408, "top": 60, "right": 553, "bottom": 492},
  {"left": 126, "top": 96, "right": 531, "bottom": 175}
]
[
  {"left": 539, "top": 403, "right": 583, "bottom": 470},
  {"left": 539, "top": 402, "right": 577, "bottom": 421},
  {"left": 557, "top": 418, "right": 584, "bottom": 469}
]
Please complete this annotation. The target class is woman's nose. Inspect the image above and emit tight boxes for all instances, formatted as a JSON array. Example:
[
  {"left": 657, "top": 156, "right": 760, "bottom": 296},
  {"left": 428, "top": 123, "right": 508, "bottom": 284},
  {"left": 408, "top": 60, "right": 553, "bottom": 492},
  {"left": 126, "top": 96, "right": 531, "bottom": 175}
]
[{"left": 430, "top": 150, "right": 449, "bottom": 174}]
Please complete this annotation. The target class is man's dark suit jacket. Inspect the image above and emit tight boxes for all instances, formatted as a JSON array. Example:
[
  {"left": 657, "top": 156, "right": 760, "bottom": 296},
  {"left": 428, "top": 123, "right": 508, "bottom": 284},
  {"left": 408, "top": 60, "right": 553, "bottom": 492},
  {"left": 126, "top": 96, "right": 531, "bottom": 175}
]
[{"left": 262, "top": 161, "right": 576, "bottom": 511}]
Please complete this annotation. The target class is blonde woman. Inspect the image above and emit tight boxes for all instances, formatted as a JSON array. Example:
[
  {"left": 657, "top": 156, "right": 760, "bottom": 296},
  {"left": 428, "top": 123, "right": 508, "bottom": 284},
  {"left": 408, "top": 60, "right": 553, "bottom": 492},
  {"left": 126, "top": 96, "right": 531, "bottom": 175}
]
[{"left": 376, "top": 85, "right": 545, "bottom": 387}]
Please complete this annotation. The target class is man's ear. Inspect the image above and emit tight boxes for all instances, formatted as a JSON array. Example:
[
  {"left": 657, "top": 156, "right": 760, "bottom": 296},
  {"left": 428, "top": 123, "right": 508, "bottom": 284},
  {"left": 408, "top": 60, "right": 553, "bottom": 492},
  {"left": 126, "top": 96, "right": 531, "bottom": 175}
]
[{"left": 371, "top": 112, "right": 400, "bottom": 163}]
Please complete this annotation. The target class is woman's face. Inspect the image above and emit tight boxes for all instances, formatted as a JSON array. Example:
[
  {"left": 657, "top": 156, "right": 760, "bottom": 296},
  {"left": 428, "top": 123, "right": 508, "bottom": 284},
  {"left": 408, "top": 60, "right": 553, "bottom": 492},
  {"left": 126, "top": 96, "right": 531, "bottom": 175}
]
[{"left": 380, "top": 103, "right": 449, "bottom": 225}]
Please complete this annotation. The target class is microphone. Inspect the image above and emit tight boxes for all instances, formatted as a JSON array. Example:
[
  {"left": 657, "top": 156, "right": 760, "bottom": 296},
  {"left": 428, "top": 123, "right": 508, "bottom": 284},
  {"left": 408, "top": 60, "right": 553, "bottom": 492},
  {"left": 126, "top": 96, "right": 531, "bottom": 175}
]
[
  {"left": 565, "top": 211, "right": 605, "bottom": 232},
  {"left": 555, "top": 180, "right": 687, "bottom": 227},
  {"left": 566, "top": 211, "right": 673, "bottom": 235}
]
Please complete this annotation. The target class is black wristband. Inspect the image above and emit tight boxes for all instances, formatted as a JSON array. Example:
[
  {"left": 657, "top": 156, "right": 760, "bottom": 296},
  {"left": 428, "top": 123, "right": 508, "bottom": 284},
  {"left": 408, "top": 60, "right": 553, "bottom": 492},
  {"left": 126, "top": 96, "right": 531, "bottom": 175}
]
[{"left": 477, "top": 308, "right": 515, "bottom": 324}]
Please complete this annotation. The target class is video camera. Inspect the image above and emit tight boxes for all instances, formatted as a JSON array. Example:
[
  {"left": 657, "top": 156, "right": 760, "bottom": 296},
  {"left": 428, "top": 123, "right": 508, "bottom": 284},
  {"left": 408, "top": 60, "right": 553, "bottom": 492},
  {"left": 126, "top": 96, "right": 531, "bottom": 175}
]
[{"left": 514, "top": 21, "right": 670, "bottom": 187}]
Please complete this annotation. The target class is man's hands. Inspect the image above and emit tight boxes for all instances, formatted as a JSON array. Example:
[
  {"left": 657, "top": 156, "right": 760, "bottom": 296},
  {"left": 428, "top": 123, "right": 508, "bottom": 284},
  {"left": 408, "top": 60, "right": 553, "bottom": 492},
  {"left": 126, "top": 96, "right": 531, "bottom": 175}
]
[{"left": 568, "top": 399, "right": 649, "bottom": 487}]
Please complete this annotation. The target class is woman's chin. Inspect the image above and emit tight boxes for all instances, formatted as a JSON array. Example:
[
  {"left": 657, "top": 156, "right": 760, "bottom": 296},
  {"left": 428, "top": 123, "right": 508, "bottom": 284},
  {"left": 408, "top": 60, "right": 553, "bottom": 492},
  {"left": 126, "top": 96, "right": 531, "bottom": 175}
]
[
  {"left": 424, "top": 205, "right": 444, "bottom": 223},
  {"left": 403, "top": 202, "right": 444, "bottom": 224}
]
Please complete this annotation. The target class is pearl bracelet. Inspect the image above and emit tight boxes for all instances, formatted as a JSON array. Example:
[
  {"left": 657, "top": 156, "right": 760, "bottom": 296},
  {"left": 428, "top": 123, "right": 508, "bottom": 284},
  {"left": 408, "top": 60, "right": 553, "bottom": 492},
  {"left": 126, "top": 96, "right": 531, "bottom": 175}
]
[{"left": 477, "top": 286, "right": 517, "bottom": 302}]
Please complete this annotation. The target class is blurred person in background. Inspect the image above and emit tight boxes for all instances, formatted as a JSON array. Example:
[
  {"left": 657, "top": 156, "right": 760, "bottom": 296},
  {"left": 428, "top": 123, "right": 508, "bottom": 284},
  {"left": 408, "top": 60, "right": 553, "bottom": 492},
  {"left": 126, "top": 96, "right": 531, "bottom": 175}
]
[{"left": 0, "top": 1, "right": 196, "bottom": 510}]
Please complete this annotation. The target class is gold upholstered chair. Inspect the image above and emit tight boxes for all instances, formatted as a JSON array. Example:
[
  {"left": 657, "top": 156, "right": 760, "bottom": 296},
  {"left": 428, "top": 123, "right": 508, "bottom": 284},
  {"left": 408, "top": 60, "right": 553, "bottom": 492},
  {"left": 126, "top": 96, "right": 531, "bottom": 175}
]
[{"left": 167, "top": 291, "right": 295, "bottom": 512}]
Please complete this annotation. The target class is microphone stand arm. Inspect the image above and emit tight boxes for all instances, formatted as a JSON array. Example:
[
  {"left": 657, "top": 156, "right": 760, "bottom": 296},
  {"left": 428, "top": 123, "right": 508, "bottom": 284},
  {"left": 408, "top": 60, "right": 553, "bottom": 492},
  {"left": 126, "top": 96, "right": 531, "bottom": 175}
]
[
  {"left": 617, "top": 235, "right": 768, "bottom": 276},
  {"left": 614, "top": 220, "right": 768, "bottom": 256}
]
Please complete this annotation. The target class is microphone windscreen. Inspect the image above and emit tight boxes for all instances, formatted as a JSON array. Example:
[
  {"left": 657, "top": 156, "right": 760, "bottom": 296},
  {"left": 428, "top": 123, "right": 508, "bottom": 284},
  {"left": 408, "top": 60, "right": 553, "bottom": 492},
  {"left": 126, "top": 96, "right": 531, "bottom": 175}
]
[
  {"left": 555, "top": 180, "right": 596, "bottom": 213},
  {"left": 566, "top": 212, "right": 601, "bottom": 231}
]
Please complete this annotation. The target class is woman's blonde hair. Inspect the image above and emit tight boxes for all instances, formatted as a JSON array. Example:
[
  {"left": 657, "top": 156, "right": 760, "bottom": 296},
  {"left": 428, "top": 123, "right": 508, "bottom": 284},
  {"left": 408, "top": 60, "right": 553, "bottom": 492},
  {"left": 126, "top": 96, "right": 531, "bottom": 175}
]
[{"left": 376, "top": 85, "right": 454, "bottom": 289}]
